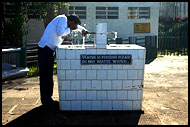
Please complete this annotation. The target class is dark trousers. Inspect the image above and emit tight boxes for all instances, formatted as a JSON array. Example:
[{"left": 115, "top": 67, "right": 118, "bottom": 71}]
[{"left": 38, "top": 46, "right": 55, "bottom": 105}]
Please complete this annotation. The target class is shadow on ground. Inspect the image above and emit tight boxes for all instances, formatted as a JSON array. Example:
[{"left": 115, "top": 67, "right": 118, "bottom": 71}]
[
  {"left": 5, "top": 105, "right": 143, "bottom": 125},
  {"left": 145, "top": 58, "right": 157, "bottom": 64}
]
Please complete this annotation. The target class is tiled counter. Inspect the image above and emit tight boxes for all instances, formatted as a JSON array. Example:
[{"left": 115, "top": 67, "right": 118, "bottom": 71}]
[{"left": 56, "top": 44, "right": 146, "bottom": 111}]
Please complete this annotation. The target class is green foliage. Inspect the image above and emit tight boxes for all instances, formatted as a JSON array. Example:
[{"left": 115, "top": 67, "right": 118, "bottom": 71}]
[
  {"left": 159, "top": 20, "right": 188, "bottom": 37},
  {"left": 2, "top": 2, "right": 70, "bottom": 47},
  {"left": 26, "top": 65, "right": 39, "bottom": 77}
]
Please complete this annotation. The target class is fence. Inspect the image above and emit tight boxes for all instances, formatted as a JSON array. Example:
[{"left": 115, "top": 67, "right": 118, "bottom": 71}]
[
  {"left": 2, "top": 47, "right": 26, "bottom": 68},
  {"left": 158, "top": 32, "right": 188, "bottom": 55},
  {"left": 111, "top": 36, "right": 158, "bottom": 60},
  {"left": 25, "top": 40, "right": 57, "bottom": 73}
]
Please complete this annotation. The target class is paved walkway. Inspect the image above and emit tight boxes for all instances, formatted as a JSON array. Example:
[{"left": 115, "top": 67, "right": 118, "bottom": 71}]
[{"left": 2, "top": 56, "right": 188, "bottom": 125}]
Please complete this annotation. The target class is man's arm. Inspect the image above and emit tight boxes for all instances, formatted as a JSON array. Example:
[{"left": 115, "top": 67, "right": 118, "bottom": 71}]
[
  {"left": 56, "top": 17, "right": 70, "bottom": 36},
  {"left": 77, "top": 25, "right": 88, "bottom": 37}
]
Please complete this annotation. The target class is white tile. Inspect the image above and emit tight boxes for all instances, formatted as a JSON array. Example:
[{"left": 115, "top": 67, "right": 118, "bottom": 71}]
[
  {"left": 132, "top": 80, "right": 143, "bottom": 89},
  {"left": 138, "top": 50, "right": 145, "bottom": 59},
  {"left": 117, "top": 91, "right": 128, "bottom": 100},
  {"left": 66, "top": 70, "right": 76, "bottom": 80},
  {"left": 102, "top": 101, "right": 112, "bottom": 110},
  {"left": 133, "top": 101, "right": 142, "bottom": 110},
  {"left": 91, "top": 65, "right": 102, "bottom": 69},
  {"left": 137, "top": 70, "right": 144, "bottom": 80},
  {"left": 61, "top": 81, "right": 71, "bottom": 90},
  {"left": 87, "top": 91, "right": 96, "bottom": 100},
  {"left": 66, "top": 91, "right": 76, "bottom": 100},
  {"left": 107, "top": 49, "right": 118, "bottom": 54},
  {"left": 76, "top": 70, "right": 86, "bottom": 79},
  {"left": 81, "top": 80, "right": 91, "bottom": 90},
  {"left": 123, "top": 65, "right": 133, "bottom": 70},
  {"left": 97, "top": 70, "right": 107, "bottom": 79},
  {"left": 66, "top": 50, "right": 75, "bottom": 60},
  {"left": 71, "top": 101, "right": 82, "bottom": 110},
  {"left": 87, "top": 70, "right": 96, "bottom": 79},
  {"left": 123, "top": 80, "right": 133, "bottom": 89},
  {"left": 118, "top": 70, "right": 128, "bottom": 79},
  {"left": 92, "top": 101, "right": 102, "bottom": 110},
  {"left": 59, "top": 91, "right": 65, "bottom": 100},
  {"left": 128, "top": 90, "right": 138, "bottom": 100},
  {"left": 123, "top": 101, "right": 132, "bottom": 110},
  {"left": 96, "top": 49, "right": 107, "bottom": 54},
  {"left": 128, "top": 50, "right": 138, "bottom": 59},
  {"left": 128, "top": 70, "right": 137, "bottom": 79},
  {"left": 59, "top": 70, "right": 66, "bottom": 80},
  {"left": 81, "top": 65, "right": 92, "bottom": 69},
  {"left": 102, "top": 80, "right": 112, "bottom": 90},
  {"left": 60, "top": 101, "right": 71, "bottom": 110},
  {"left": 92, "top": 80, "right": 101, "bottom": 90},
  {"left": 113, "top": 101, "right": 122, "bottom": 110},
  {"left": 71, "top": 80, "right": 81, "bottom": 90},
  {"left": 76, "top": 49, "right": 86, "bottom": 60},
  {"left": 138, "top": 90, "right": 143, "bottom": 100},
  {"left": 107, "top": 91, "right": 117, "bottom": 100},
  {"left": 56, "top": 60, "right": 61, "bottom": 69},
  {"left": 86, "top": 49, "right": 97, "bottom": 54},
  {"left": 112, "top": 65, "right": 123, "bottom": 69},
  {"left": 70, "top": 60, "right": 81, "bottom": 69},
  {"left": 117, "top": 49, "right": 128, "bottom": 54},
  {"left": 58, "top": 49, "right": 66, "bottom": 59},
  {"left": 97, "top": 91, "right": 107, "bottom": 100},
  {"left": 76, "top": 91, "right": 86, "bottom": 100},
  {"left": 133, "top": 60, "right": 144, "bottom": 69},
  {"left": 82, "top": 101, "right": 92, "bottom": 110},
  {"left": 61, "top": 60, "right": 70, "bottom": 69},
  {"left": 112, "top": 80, "right": 122, "bottom": 90},
  {"left": 108, "top": 70, "right": 117, "bottom": 79},
  {"left": 101, "top": 65, "right": 112, "bottom": 69}
]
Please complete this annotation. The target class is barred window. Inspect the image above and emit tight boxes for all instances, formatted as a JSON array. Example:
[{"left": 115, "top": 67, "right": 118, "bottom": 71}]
[
  {"left": 69, "top": 6, "right": 86, "bottom": 19},
  {"left": 96, "top": 6, "right": 119, "bottom": 19},
  {"left": 128, "top": 7, "right": 150, "bottom": 19}
]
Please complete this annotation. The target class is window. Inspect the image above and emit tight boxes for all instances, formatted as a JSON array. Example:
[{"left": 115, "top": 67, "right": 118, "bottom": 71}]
[
  {"left": 69, "top": 6, "right": 86, "bottom": 19},
  {"left": 128, "top": 7, "right": 150, "bottom": 19},
  {"left": 96, "top": 6, "right": 119, "bottom": 19}
]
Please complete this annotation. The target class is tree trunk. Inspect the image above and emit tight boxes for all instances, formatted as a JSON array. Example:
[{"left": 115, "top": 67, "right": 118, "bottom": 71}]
[{"left": 43, "top": 7, "right": 56, "bottom": 28}]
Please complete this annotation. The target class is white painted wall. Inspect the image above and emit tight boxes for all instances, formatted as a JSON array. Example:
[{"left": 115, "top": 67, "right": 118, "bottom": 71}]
[
  {"left": 23, "top": 19, "right": 45, "bottom": 43},
  {"left": 68, "top": 2, "right": 160, "bottom": 38}
]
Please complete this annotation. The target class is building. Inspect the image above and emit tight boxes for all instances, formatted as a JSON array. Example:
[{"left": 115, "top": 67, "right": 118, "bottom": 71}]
[{"left": 159, "top": 2, "right": 188, "bottom": 20}]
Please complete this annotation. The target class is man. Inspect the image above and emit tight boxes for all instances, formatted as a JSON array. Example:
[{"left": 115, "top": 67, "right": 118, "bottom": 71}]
[{"left": 38, "top": 14, "right": 88, "bottom": 110}]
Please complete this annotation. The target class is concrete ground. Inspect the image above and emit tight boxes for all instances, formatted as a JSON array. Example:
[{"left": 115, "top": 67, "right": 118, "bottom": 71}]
[{"left": 2, "top": 55, "right": 188, "bottom": 125}]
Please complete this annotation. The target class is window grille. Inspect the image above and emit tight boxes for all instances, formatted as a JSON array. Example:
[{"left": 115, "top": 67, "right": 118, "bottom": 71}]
[
  {"left": 96, "top": 6, "right": 119, "bottom": 19},
  {"left": 128, "top": 7, "right": 150, "bottom": 19},
  {"left": 69, "top": 6, "right": 86, "bottom": 19}
]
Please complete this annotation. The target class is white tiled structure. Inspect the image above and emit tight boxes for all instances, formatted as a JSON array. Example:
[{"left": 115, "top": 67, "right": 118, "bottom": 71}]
[{"left": 56, "top": 23, "right": 146, "bottom": 111}]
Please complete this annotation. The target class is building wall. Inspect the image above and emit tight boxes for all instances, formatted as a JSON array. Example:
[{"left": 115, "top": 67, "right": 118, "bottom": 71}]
[
  {"left": 23, "top": 2, "right": 160, "bottom": 42},
  {"left": 68, "top": 2, "right": 160, "bottom": 38},
  {"left": 23, "top": 19, "right": 45, "bottom": 43}
]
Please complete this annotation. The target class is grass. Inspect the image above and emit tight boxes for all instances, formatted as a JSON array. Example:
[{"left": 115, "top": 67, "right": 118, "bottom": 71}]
[
  {"left": 157, "top": 48, "right": 188, "bottom": 57},
  {"left": 26, "top": 58, "right": 57, "bottom": 78}
]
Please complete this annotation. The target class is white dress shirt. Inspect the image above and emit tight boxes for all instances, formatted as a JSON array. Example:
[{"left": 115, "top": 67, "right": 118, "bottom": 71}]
[{"left": 38, "top": 14, "right": 87, "bottom": 51}]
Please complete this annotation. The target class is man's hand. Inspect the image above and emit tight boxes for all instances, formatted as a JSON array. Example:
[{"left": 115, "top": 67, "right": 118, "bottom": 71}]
[{"left": 82, "top": 30, "right": 88, "bottom": 37}]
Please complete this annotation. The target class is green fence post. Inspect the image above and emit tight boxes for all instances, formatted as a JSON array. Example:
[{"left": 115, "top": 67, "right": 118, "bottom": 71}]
[{"left": 20, "top": 41, "right": 27, "bottom": 68}]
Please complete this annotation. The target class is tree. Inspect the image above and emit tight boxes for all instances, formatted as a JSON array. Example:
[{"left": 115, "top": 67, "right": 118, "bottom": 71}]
[{"left": 2, "top": 2, "right": 70, "bottom": 47}]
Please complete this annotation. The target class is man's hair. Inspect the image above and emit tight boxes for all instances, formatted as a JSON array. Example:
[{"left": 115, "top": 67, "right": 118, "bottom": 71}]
[{"left": 67, "top": 14, "right": 81, "bottom": 25}]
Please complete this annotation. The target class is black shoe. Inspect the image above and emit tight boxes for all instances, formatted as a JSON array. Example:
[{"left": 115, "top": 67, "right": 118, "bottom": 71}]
[{"left": 42, "top": 100, "right": 59, "bottom": 111}]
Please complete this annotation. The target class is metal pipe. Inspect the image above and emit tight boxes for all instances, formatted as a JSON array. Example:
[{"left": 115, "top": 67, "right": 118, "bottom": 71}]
[{"left": 87, "top": 32, "right": 116, "bottom": 34}]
